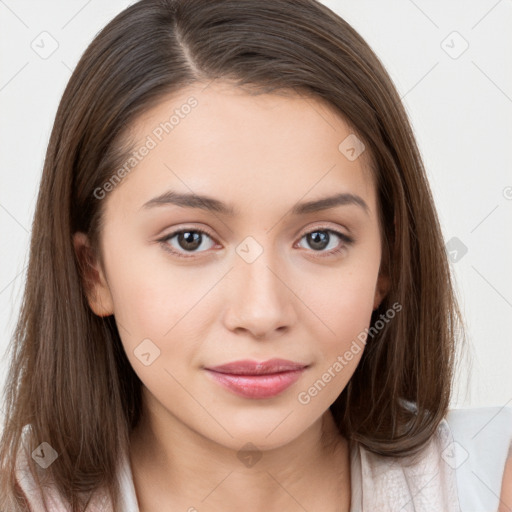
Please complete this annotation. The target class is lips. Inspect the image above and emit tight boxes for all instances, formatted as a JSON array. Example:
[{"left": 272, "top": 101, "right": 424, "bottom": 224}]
[{"left": 204, "top": 358, "right": 308, "bottom": 399}]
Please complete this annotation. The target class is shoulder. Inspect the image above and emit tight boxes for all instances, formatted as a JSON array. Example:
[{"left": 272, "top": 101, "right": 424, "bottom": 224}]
[
  {"left": 14, "top": 424, "right": 112, "bottom": 512},
  {"left": 500, "top": 444, "right": 512, "bottom": 512},
  {"left": 352, "top": 415, "right": 460, "bottom": 511},
  {"left": 351, "top": 406, "right": 512, "bottom": 512},
  {"left": 14, "top": 424, "right": 68, "bottom": 511},
  {"left": 444, "top": 406, "right": 512, "bottom": 512}
]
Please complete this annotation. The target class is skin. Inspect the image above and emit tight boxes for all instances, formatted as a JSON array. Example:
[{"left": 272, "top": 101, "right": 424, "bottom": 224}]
[
  {"left": 499, "top": 450, "right": 512, "bottom": 512},
  {"left": 74, "top": 81, "right": 389, "bottom": 512}
]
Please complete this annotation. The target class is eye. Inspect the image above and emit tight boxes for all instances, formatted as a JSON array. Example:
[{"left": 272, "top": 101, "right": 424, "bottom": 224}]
[
  {"left": 157, "top": 225, "right": 354, "bottom": 259},
  {"left": 295, "top": 227, "right": 354, "bottom": 257},
  {"left": 158, "top": 228, "right": 217, "bottom": 258}
]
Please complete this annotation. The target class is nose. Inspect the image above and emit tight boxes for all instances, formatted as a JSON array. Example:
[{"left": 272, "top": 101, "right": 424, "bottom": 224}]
[{"left": 222, "top": 249, "right": 297, "bottom": 340}]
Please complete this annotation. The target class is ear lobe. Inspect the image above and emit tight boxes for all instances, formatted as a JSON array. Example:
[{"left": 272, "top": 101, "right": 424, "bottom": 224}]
[
  {"left": 373, "top": 272, "right": 390, "bottom": 310},
  {"left": 72, "top": 232, "right": 114, "bottom": 317}
]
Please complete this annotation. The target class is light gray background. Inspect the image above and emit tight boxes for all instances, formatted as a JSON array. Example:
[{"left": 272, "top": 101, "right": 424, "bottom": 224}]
[{"left": 1, "top": 1, "right": 511, "bottom": 419}]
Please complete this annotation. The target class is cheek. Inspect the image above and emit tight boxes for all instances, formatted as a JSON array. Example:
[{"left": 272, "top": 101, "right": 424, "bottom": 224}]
[
  {"left": 295, "top": 268, "right": 378, "bottom": 411},
  {"left": 103, "top": 254, "right": 220, "bottom": 394},
  {"left": 102, "top": 230, "right": 207, "bottom": 337},
  {"left": 306, "top": 256, "right": 380, "bottom": 345},
  {"left": 307, "top": 277, "right": 375, "bottom": 380}
]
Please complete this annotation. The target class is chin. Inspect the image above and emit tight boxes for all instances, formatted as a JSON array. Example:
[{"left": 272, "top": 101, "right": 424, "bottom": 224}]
[{"left": 204, "top": 413, "right": 315, "bottom": 452}]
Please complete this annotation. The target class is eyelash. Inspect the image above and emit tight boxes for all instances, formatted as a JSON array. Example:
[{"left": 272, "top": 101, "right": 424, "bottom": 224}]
[{"left": 157, "top": 225, "right": 354, "bottom": 260}]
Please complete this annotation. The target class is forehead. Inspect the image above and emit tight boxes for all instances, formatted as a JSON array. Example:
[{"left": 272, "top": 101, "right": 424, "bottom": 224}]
[{"left": 106, "top": 81, "right": 377, "bottom": 219}]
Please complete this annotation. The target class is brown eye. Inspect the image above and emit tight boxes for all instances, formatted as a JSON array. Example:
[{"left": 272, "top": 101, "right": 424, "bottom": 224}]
[
  {"left": 296, "top": 228, "right": 354, "bottom": 257},
  {"left": 158, "top": 228, "right": 216, "bottom": 258},
  {"left": 175, "top": 231, "right": 203, "bottom": 251},
  {"left": 305, "top": 231, "right": 331, "bottom": 250}
]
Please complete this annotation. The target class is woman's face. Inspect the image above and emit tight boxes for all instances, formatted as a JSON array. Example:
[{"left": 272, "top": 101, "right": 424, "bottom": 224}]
[{"left": 76, "top": 81, "right": 387, "bottom": 450}]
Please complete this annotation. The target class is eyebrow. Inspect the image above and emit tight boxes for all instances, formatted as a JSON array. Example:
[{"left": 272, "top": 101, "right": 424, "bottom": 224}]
[{"left": 140, "top": 190, "right": 369, "bottom": 216}]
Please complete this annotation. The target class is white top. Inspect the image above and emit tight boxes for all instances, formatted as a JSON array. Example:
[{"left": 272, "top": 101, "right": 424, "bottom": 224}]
[{"left": 15, "top": 406, "right": 512, "bottom": 511}]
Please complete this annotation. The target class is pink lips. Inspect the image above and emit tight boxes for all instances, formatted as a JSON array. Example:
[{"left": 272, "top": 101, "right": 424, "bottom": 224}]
[{"left": 204, "top": 359, "right": 307, "bottom": 399}]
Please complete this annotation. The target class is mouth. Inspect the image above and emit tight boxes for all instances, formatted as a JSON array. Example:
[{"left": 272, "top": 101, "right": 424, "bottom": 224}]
[{"left": 204, "top": 359, "right": 308, "bottom": 399}]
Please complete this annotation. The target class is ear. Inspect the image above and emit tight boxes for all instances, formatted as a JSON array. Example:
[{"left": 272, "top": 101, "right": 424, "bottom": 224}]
[
  {"left": 373, "top": 214, "right": 394, "bottom": 310},
  {"left": 72, "top": 232, "right": 114, "bottom": 317},
  {"left": 373, "top": 271, "right": 390, "bottom": 310}
]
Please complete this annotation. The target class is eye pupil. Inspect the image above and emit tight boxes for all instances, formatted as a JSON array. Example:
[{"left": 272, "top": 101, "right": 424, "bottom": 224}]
[
  {"left": 178, "top": 231, "right": 202, "bottom": 251},
  {"left": 307, "top": 231, "right": 329, "bottom": 250}
]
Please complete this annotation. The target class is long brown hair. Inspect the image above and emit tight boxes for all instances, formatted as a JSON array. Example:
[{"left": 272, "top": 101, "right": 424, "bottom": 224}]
[{"left": 0, "top": 0, "right": 465, "bottom": 509}]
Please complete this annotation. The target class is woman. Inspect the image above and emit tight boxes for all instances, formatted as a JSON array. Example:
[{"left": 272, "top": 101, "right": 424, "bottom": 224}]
[{"left": 1, "top": 0, "right": 511, "bottom": 510}]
